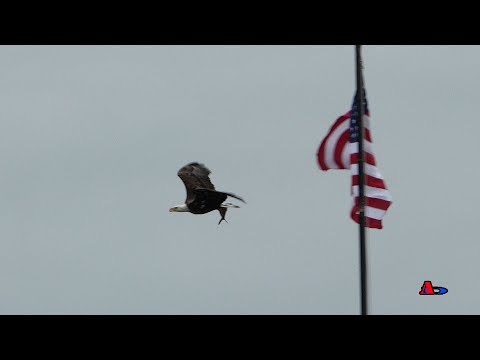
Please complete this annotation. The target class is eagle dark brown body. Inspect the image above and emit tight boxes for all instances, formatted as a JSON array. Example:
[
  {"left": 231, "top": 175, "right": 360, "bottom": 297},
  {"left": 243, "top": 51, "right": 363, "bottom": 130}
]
[{"left": 169, "top": 162, "right": 245, "bottom": 224}]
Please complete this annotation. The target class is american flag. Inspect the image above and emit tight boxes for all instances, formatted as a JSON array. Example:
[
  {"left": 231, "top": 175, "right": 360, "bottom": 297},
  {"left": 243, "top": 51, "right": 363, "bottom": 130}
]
[{"left": 317, "top": 90, "right": 392, "bottom": 229}]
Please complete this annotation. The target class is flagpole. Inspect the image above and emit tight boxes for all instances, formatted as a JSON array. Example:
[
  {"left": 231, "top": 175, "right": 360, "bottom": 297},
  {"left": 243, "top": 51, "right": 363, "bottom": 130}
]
[{"left": 355, "top": 45, "right": 368, "bottom": 315}]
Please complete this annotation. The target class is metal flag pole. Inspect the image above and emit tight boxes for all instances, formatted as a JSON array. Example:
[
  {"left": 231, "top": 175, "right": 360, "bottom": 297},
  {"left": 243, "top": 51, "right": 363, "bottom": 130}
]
[{"left": 355, "top": 45, "right": 368, "bottom": 315}]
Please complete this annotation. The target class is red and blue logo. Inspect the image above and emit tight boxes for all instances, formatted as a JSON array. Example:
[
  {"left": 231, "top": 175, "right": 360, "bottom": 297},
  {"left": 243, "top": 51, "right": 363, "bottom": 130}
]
[{"left": 419, "top": 281, "right": 448, "bottom": 295}]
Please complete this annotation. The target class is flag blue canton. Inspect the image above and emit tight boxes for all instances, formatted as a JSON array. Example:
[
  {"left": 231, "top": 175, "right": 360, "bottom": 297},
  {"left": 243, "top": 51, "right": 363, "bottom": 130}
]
[{"left": 349, "top": 91, "right": 369, "bottom": 143}]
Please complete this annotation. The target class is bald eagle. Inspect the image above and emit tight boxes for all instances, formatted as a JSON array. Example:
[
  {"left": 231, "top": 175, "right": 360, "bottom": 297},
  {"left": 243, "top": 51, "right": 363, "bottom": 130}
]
[{"left": 169, "top": 162, "right": 246, "bottom": 224}]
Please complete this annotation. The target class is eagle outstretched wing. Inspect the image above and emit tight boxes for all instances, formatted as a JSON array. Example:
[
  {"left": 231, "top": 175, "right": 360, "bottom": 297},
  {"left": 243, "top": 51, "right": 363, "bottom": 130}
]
[{"left": 177, "top": 162, "right": 215, "bottom": 203}]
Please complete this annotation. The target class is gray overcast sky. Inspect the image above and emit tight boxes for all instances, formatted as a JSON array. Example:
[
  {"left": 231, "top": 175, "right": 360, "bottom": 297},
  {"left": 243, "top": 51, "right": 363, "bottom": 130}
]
[{"left": 0, "top": 45, "right": 477, "bottom": 315}]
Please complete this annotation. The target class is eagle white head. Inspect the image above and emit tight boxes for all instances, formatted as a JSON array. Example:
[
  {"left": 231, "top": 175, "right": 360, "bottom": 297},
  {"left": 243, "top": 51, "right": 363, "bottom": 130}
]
[{"left": 169, "top": 204, "right": 190, "bottom": 212}]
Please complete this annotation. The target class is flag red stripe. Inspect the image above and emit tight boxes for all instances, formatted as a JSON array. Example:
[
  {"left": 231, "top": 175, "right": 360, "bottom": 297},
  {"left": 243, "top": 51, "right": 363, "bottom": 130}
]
[
  {"left": 351, "top": 174, "right": 387, "bottom": 189},
  {"left": 334, "top": 130, "right": 349, "bottom": 169},
  {"left": 350, "top": 152, "right": 376, "bottom": 166},
  {"left": 351, "top": 211, "right": 383, "bottom": 229},
  {"left": 364, "top": 128, "right": 372, "bottom": 142},
  {"left": 353, "top": 196, "right": 392, "bottom": 211},
  {"left": 317, "top": 138, "right": 329, "bottom": 170}
]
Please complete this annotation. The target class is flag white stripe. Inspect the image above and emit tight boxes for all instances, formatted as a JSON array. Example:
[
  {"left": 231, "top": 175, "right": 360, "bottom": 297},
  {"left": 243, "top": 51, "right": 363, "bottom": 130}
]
[
  {"left": 352, "top": 185, "right": 393, "bottom": 201},
  {"left": 365, "top": 206, "right": 387, "bottom": 220},
  {"left": 341, "top": 143, "right": 350, "bottom": 169},
  {"left": 350, "top": 163, "right": 385, "bottom": 179},
  {"left": 349, "top": 140, "right": 375, "bottom": 156}
]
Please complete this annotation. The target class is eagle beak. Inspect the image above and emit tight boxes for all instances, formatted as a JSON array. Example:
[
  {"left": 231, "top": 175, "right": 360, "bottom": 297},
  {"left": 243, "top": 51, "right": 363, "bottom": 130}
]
[{"left": 169, "top": 207, "right": 176, "bottom": 212}]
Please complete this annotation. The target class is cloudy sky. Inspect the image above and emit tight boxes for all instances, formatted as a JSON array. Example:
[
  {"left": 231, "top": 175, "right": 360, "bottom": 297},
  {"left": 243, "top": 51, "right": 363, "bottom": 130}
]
[{"left": 0, "top": 45, "right": 477, "bottom": 314}]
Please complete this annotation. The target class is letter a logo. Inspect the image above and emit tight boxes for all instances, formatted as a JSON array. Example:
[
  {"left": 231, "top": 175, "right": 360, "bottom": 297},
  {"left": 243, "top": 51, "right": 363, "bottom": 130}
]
[{"left": 419, "top": 281, "right": 435, "bottom": 295}]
